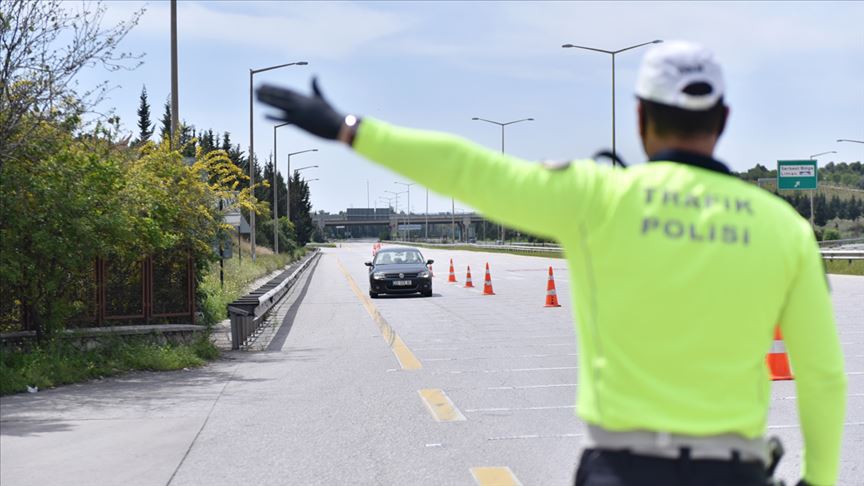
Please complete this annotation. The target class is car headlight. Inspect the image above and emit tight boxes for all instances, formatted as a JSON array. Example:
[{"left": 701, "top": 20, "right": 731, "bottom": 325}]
[
  {"left": 418, "top": 270, "right": 430, "bottom": 278},
  {"left": 373, "top": 272, "right": 386, "bottom": 280}
]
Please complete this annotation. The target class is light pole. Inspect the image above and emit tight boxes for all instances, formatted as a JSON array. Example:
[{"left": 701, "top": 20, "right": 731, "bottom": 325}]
[
  {"left": 472, "top": 116, "right": 534, "bottom": 242},
  {"left": 249, "top": 60, "right": 308, "bottom": 259},
  {"left": 385, "top": 190, "right": 407, "bottom": 239},
  {"left": 837, "top": 139, "right": 864, "bottom": 144},
  {"left": 395, "top": 182, "right": 416, "bottom": 240},
  {"left": 562, "top": 40, "right": 662, "bottom": 165},
  {"left": 169, "top": 0, "right": 179, "bottom": 148},
  {"left": 285, "top": 149, "right": 317, "bottom": 222},
  {"left": 272, "top": 122, "right": 291, "bottom": 253},
  {"left": 808, "top": 151, "right": 836, "bottom": 229},
  {"left": 425, "top": 188, "right": 429, "bottom": 240}
]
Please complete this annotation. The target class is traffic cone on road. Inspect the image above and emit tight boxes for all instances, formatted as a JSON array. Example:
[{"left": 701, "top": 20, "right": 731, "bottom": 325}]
[
  {"left": 545, "top": 266, "right": 561, "bottom": 307},
  {"left": 464, "top": 266, "right": 475, "bottom": 288},
  {"left": 766, "top": 327, "right": 793, "bottom": 381},
  {"left": 448, "top": 259, "right": 457, "bottom": 283},
  {"left": 482, "top": 263, "right": 495, "bottom": 295}
]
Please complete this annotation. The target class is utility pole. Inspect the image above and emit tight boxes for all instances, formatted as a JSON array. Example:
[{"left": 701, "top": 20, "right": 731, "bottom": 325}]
[{"left": 169, "top": 0, "right": 179, "bottom": 148}]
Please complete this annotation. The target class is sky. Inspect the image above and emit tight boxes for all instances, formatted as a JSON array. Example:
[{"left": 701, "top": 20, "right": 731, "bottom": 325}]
[{"left": 74, "top": 1, "right": 864, "bottom": 214}]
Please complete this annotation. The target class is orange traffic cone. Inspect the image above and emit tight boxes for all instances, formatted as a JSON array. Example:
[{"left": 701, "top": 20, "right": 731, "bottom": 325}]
[
  {"left": 545, "top": 266, "right": 561, "bottom": 307},
  {"left": 448, "top": 259, "right": 457, "bottom": 283},
  {"left": 464, "top": 266, "right": 475, "bottom": 288},
  {"left": 482, "top": 263, "right": 495, "bottom": 295},
  {"left": 766, "top": 327, "right": 793, "bottom": 381}
]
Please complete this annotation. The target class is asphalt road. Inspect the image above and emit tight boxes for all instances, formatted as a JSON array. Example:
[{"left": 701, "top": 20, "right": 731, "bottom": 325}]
[{"left": 1, "top": 242, "right": 861, "bottom": 485}]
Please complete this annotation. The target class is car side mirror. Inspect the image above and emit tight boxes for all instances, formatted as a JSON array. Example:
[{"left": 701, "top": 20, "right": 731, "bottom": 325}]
[
  {"left": 426, "top": 259, "right": 434, "bottom": 265},
  {"left": 364, "top": 261, "right": 373, "bottom": 267}
]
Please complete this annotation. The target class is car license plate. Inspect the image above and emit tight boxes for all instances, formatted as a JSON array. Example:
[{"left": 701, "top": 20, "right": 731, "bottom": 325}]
[{"left": 393, "top": 280, "right": 412, "bottom": 286}]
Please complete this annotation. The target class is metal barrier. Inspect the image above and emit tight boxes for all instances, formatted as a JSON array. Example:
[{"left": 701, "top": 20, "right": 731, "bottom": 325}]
[
  {"left": 390, "top": 241, "right": 863, "bottom": 260},
  {"left": 227, "top": 249, "right": 320, "bottom": 350},
  {"left": 821, "top": 250, "right": 864, "bottom": 261}
]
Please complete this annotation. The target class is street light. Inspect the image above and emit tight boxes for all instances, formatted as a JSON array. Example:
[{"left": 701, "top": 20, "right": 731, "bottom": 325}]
[
  {"left": 837, "top": 139, "right": 864, "bottom": 144},
  {"left": 471, "top": 116, "right": 534, "bottom": 242},
  {"left": 249, "top": 60, "right": 308, "bottom": 259},
  {"left": 562, "top": 40, "right": 662, "bottom": 165},
  {"left": 395, "top": 181, "right": 416, "bottom": 241},
  {"left": 272, "top": 122, "right": 291, "bottom": 254},
  {"left": 385, "top": 189, "right": 407, "bottom": 239},
  {"left": 286, "top": 149, "right": 317, "bottom": 222},
  {"left": 810, "top": 151, "right": 837, "bottom": 160},
  {"left": 807, "top": 151, "right": 837, "bottom": 229}
]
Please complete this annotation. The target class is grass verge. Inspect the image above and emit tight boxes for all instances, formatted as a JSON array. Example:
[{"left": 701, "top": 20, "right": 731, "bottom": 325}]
[
  {"left": 405, "top": 242, "right": 564, "bottom": 259},
  {"left": 198, "top": 248, "right": 307, "bottom": 325},
  {"left": 0, "top": 336, "right": 219, "bottom": 395},
  {"left": 402, "top": 242, "right": 863, "bottom": 276},
  {"left": 825, "top": 259, "right": 864, "bottom": 276}
]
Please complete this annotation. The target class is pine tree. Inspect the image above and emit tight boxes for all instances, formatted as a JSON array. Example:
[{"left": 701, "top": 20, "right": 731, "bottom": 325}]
[
  {"left": 135, "top": 85, "right": 154, "bottom": 145},
  {"left": 159, "top": 97, "right": 172, "bottom": 142}
]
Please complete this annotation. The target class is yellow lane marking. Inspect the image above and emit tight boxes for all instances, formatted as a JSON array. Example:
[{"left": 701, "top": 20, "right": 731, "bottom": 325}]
[
  {"left": 470, "top": 467, "right": 523, "bottom": 486},
  {"left": 336, "top": 257, "right": 422, "bottom": 370},
  {"left": 418, "top": 389, "right": 466, "bottom": 422}
]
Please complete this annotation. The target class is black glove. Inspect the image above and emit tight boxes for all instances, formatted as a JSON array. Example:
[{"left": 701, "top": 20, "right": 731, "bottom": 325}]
[{"left": 256, "top": 78, "right": 345, "bottom": 140}]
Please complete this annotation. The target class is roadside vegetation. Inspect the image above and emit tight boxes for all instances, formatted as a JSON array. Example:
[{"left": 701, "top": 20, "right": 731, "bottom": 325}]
[
  {"left": 824, "top": 260, "right": 864, "bottom": 276},
  {"left": 0, "top": 1, "right": 319, "bottom": 392},
  {"left": 0, "top": 336, "right": 219, "bottom": 395},
  {"left": 199, "top": 247, "right": 307, "bottom": 325}
]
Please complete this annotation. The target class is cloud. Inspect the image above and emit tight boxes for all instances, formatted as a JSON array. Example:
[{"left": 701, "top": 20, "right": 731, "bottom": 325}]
[{"left": 103, "top": 1, "right": 418, "bottom": 59}]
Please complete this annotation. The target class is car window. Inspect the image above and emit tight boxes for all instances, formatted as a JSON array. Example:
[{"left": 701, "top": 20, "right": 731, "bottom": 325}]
[
  {"left": 375, "top": 250, "right": 424, "bottom": 265},
  {"left": 375, "top": 253, "right": 393, "bottom": 264}
]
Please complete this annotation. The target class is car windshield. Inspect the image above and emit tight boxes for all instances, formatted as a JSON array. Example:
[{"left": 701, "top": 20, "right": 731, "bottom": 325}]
[{"left": 375, "top": 250, "right": 423, "bottom": 265}]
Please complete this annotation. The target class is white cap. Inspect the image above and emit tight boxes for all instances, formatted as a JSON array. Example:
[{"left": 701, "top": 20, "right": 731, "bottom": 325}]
[{"left": 635, "top": 41, "right": 725, "bottom": 111}]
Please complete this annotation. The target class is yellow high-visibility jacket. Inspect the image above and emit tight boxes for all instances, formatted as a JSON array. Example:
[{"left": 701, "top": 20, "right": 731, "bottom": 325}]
[{"left": 354, "top": 117, "right": 847, "bottom": 486}]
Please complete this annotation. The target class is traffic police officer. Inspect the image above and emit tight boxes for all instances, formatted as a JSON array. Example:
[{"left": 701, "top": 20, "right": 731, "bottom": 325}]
[{"left": 257, "top": 41, "right": 846, "bottom": 486}]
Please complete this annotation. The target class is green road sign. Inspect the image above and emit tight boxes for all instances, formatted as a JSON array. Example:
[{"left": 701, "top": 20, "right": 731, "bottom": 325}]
[{"left": 777, "top": 160, "right": 818, "bottom": 190}]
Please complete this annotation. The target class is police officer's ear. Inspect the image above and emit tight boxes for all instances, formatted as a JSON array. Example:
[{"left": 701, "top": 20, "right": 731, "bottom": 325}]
[
  {"left": 716, "top": 104, "right": 729, "bottom": 137},
  {"left": 638, "top": 101, "right": 648, "bottom": 139}
]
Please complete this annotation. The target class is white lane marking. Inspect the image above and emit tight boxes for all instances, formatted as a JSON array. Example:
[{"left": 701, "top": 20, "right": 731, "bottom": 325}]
[
  {"left": 423, "top": 353, "right": 578, "bottom": 362},
  {"left": 431, "top": 366, "right": 579, "bottom": 375},
  {"left": 488, "top": 433, "right": 583, "bottom": 441},
  {"left": 413, "top": 343, "right": 573, "bottom": 351},
  {"left": 464, "top": 405, "right": 576, "bottom": 413},
  {"left": 847, "top": 371, "right": 864, "bottom": 375},
  {"left": 487, "top": 383, "right": 578, "bottom": 390},
  {"left": 768, "top": 422, "right": 864, "bottom": 429}
]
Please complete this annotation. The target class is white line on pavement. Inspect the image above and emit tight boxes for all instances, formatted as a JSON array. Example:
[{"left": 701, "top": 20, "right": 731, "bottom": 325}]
[{"left": 464, "top": 405, "right": 576, "bottom": 413}]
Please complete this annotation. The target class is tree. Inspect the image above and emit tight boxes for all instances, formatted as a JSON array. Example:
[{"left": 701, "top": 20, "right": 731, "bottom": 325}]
[
  {"left": 134, "top": 85, "right": 153, "bottom": 145},
  {"left": 159, "top": 97, "right": 172, "bottom": 142},
  {"left": 289, "top": 171, "right": 314, "bottom": 245},
  {"left": 0, "top": 0, "right": 144, "bottom": 166}
]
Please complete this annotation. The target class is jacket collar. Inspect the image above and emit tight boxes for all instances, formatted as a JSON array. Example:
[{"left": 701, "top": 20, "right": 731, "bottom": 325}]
[{"left": 648, "top": 149, "right": 731, "bottom": 175}]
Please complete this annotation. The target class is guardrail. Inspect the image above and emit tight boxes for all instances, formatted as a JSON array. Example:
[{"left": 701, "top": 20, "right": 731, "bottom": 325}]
[
  {"left": 226, "top": 248, "right": 321, "bottom": 350},
  {"left": 821, "top": 250, "right": 864, "bottom": 261},
  {"left": 389, "top": 241, "right": 864, "bottom": 260}
]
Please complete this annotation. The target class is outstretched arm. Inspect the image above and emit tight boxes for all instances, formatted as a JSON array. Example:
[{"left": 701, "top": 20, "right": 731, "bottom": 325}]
[{"left": 257, "top": 81, "right": 607, "bottom": 240}]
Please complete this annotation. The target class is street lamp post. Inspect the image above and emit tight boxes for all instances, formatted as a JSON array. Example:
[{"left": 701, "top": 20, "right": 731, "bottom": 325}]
[
  {"left": 837, "top": 139, "right": 864, "bottom": 144},
  {"left": 249, "top": 60, "right": 308, "bottom": 260},
  {"left": 285, "top": 149, "right": 318, "bottom": 222},
  {"left": 471, "top": 116, "right": 534, "bottom": 242},
  {"left": 272, "top": 122, "right": 291, "bottom": 254},
  {"left": 562, "top": 40, "right": 662, "bottom": 165},
  {"left": 808, "top": 150, "right": 837, "bottom": 229},
  {"left": 395, "top": 182, "right": 416, "bottom": 241}
]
